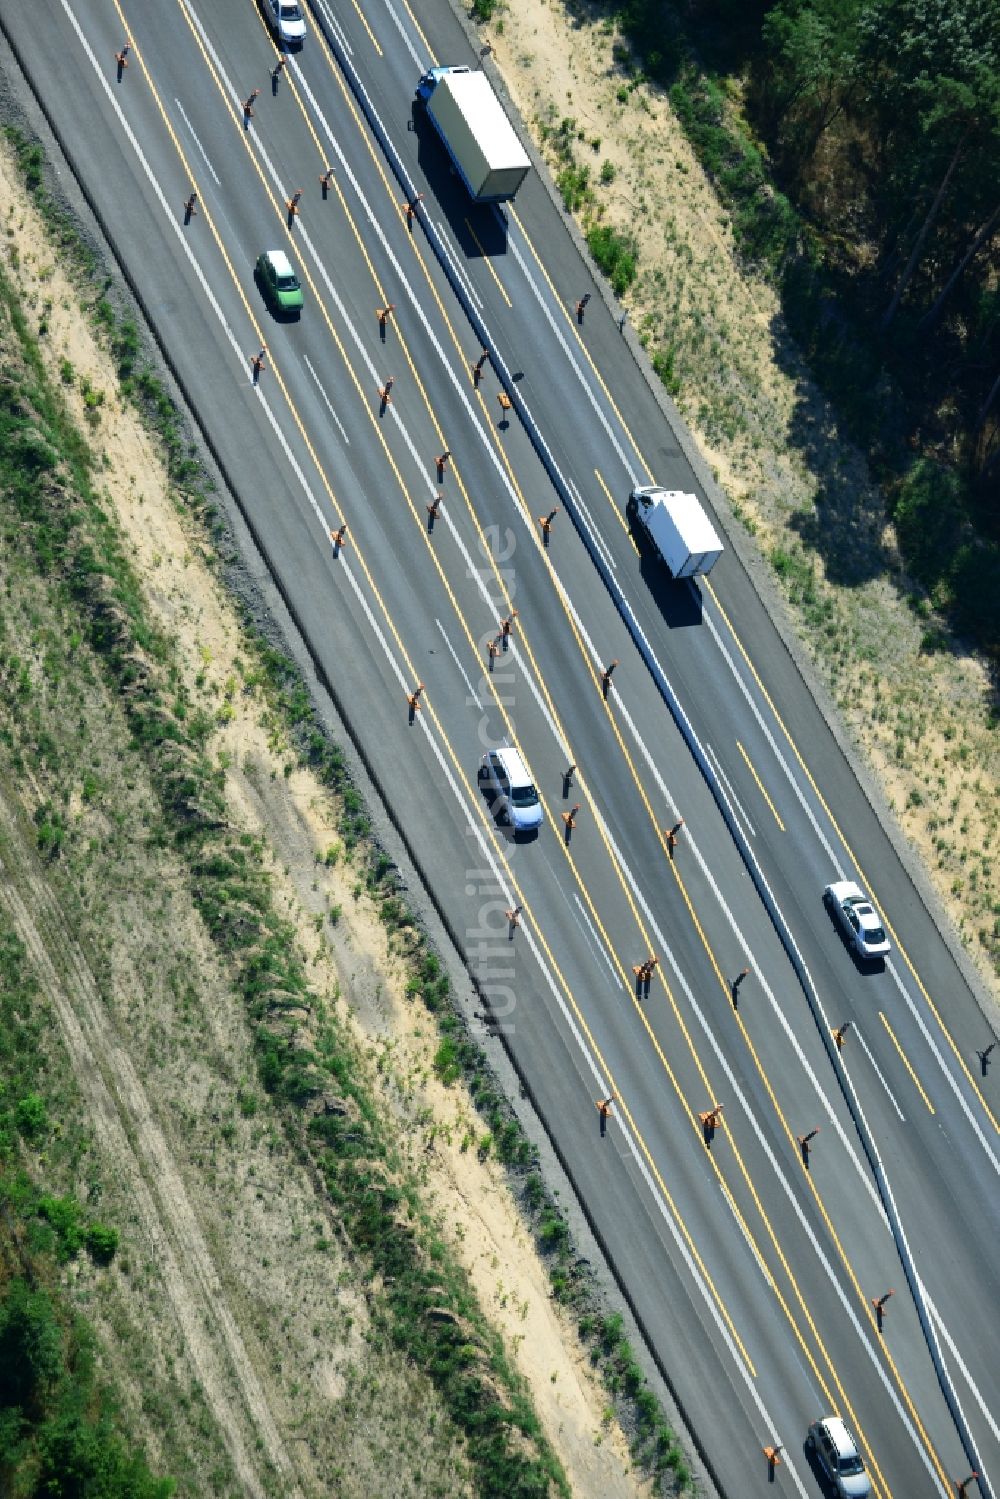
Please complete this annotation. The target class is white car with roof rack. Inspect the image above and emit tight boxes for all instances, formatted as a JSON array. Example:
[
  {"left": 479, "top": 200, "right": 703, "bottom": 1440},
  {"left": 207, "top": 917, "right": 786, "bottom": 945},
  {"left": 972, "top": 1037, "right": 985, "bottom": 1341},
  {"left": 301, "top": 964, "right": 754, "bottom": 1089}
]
[{"left": 823, "top": 880, "right": 890, "bottom": 959}]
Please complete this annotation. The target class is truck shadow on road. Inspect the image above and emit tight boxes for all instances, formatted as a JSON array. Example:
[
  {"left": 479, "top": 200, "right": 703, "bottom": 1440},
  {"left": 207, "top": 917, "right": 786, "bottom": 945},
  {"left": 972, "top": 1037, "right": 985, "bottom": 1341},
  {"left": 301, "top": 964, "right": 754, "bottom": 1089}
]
[
  {"left": 627, "top": 517, "right": 706, "bottom": 628},
  {"left": 409, "top": 105, "right": 509, "bottom": 256}
]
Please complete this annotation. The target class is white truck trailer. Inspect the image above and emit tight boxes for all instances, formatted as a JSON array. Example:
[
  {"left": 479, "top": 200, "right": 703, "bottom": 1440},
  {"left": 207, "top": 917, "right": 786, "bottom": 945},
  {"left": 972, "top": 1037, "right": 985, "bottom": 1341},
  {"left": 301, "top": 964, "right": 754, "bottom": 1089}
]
[
  {"left": 416, "top": 66, "right": 531, "bottom": 203},
  {"left": 627, "top": 486, "right": 724, "bottom": 579}
]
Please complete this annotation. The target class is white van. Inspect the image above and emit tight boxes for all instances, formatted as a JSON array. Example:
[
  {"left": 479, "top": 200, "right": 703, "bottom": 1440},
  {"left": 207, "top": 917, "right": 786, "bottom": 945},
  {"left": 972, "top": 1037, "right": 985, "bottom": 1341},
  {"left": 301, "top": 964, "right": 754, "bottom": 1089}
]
[{"left": 480, "top": 748, "right": 543, "bottom": 833}]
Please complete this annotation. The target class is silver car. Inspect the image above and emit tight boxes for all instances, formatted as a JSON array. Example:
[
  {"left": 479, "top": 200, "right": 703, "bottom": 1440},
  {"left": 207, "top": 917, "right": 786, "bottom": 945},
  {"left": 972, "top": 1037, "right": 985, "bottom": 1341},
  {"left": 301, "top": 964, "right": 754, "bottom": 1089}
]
[
  {"left": 823, "top": 880, "right": 890, "bottom": 958},
  {"left": 807, "top": 1416, "right": 871, "bottom": 1497},
  {"left": 265, "top": 0, "right": 306, "bottom": 47}
]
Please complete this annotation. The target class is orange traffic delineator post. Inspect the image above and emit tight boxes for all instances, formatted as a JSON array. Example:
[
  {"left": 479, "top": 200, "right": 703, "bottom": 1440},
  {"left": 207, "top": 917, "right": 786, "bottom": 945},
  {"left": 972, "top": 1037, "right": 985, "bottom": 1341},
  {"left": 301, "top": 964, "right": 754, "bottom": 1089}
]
[
  {"left": 472, "top": 350, "right": 489, "bottom": 384},
  {"left": 506, "top": 905, "right": 522, "bottom": 929},
  {"left": 405, "top": 194, "right": 424, "bottom": 222},
  {"left": 243, "top": 88, "right": 261, "bottom": 116},
  {"left": 287, "top": 188, "right": 304, "bottom": 216},
  {"left": 665, "top": 818, "right": 685, "bottom": 856},
  {"left": 319, "top": 167, "right": 335, "bottom": 195},
  {"left": 407, "top": 683, "right": 425, "bottom": 712},
  {"left": 872, "top": 1289, "right": 894, "bottom": 1330},
  {"left": 435, "top": 449, "right": 451, "bottom": 478},
  {"left": 114, "top": 42, "right": 130, "bottom": 72},
  {"left": 763, "top": 1444, "right": 783, "bottom": 1475},
  {"left": 833, "top": 1021, "right": 852, "bottom": 1050},
  {"left": 330, "top": 523, "right": 348, "bottom": 550}
]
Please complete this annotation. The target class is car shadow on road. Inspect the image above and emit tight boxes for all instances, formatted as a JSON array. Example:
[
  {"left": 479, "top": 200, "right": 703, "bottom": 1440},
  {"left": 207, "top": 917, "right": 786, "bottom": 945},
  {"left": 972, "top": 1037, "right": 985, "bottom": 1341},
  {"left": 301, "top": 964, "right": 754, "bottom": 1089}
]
[
  {"left": 252, "top": 271, "right": 301, "bottom": 324},
  {"left": 823, "top": 909, "right": 888, "bottom": 974},
  {"left": 477, "top": 784, "right": 539, "bottom": 845}
]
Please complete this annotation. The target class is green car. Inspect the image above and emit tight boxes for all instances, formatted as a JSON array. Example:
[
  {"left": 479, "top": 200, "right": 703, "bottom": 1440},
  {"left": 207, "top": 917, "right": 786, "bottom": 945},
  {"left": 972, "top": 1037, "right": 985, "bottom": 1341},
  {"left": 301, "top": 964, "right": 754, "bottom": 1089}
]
[{"left": 255, "top": 249, "right": 303, "bottom": 316}]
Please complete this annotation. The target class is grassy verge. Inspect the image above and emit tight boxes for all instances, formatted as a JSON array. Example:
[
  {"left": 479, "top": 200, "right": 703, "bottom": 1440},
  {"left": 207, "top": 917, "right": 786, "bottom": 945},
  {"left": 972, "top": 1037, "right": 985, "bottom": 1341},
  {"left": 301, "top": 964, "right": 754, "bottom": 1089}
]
[
  {"left": 1, "top": 118, "right": 698, "bottom": 1493},
  {"left": 0, "top": 921, "right": 173, "bottom": 1498},
  {"left": 0, "top": 267, "right": 568, "bottom": 1499}
]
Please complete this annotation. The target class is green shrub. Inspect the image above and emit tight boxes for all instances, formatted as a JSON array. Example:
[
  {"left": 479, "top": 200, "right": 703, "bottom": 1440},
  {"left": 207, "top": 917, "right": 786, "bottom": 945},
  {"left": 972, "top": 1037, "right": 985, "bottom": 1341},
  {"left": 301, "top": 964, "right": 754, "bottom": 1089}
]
[
  {"left": 585, "top": 224, "right": 638, "bottom": 295},
  {"left": 85, "top": 1223, "right": 120, "bottom": 1264},
  {"left": 37, "top": 1195, "right": 85, "bottom": 1260},
  {"left": 651, "top": 345, "right": 681, "bottom": 396},
  {"left": 557, "top": 162, "right": 591, "bottom": 213},
  {"left": 433, "top": 1038, "right": 460, "bottom": 1086},
  {"left": 891, "top": 459, "right": 963, "bottom": 593},
  {"left": 15, "top": 1093, "right": 49, "bottom": 1139}
]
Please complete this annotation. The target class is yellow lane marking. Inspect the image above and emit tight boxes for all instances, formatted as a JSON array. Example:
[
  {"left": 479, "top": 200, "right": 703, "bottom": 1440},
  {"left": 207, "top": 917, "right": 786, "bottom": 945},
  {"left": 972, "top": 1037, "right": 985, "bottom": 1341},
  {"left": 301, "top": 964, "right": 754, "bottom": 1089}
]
[
  {"left": 464, "top": 218, "right": 512, "bottom": 306},
  {"left": 133, "top": 12, "right": 943, "bottom": 1483},
  {"left": 558, "top": 535, "right": 939, "bottom": 1489},
  {"left": 456, "top": 401, "right": 899, "bottom": 1453},
  {"left": 412, "top": 75, "right": 936, "bottom": 1495},
  {"left": 509, "top": 202, "right": 653, "bottom": 483},
  {"left": 138, "top": 3, "right": 756, "bottom": 1379},
  {"left": 574, "top": 657, "right": 920, "bottom": 1492},
  {"left": 736, "top": 741, "right": 786, "bottom": 831},
  {"left": 705, "top": 578, "right": 998, "bottom": 1137},
  {"left": 301, "top": 49, "right": 942, "bottom": 1482},
  {"left": 348, "top": 0, "right": 382, "bottom": 56},
  {"left": 880, "top": 1015, "right": 936, "bottom": 1116},
  {"left": 538, "top": 695, "right": 896, "bottom": 1491},
  {"left": 595, "top": 466, "right": 639, "bottom": 548},
  {"left": 398, "top": 0, "right": 436, "bottom": 63}
]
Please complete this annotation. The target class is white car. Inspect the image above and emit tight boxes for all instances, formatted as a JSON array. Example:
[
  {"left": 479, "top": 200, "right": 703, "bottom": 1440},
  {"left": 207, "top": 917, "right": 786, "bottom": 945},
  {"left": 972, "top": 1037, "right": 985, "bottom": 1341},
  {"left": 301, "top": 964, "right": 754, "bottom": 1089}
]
[
  {"left": 265, "top": 0, "right": 306, "bottom": 47},
  {"left": 479, "top": 747, "right": 543, "bottom": 835},
  {"left": 823, "top": 880, "right": 890, "bottom": 958}
]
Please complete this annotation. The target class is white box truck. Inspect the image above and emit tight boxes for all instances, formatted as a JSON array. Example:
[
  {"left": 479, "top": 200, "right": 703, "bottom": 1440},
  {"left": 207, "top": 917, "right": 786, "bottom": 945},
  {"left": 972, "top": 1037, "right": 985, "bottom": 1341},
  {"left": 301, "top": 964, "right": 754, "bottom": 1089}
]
[
  {"left": 627, "top": 486, "right": 724, "bottom": 579},
  {"left": 416, "top": 66, "right": 531, "bottom": 203}
]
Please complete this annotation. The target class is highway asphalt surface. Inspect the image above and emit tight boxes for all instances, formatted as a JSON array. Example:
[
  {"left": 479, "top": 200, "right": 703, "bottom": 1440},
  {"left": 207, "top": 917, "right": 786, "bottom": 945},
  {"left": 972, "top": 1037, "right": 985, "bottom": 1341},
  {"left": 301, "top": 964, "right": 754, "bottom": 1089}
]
[{"left": 3, "top": 2, "right": 997, "bottom": 1495}]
